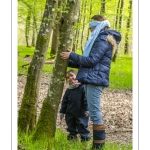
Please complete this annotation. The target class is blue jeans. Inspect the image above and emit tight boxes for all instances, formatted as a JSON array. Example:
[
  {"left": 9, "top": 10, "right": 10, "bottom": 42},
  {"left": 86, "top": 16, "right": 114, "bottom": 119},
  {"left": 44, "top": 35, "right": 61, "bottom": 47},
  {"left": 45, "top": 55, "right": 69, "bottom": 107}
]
[{"left": 85, "top": 84, "right": 104, "bottom": 124}]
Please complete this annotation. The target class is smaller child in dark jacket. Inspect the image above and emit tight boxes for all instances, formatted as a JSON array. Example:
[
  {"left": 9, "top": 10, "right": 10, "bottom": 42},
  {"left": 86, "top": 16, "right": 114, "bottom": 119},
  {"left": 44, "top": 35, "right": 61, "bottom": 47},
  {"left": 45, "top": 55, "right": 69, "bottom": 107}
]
[{"left": 59, "top": 69, "right": 90, "bottom": 142}]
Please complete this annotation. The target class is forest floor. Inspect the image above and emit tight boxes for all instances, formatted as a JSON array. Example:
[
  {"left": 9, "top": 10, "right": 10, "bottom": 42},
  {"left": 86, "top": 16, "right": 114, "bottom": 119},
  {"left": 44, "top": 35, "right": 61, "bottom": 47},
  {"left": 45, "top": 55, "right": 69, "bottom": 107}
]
[{"left": 18, "top": 75, "right": 132, "bottom": 145}]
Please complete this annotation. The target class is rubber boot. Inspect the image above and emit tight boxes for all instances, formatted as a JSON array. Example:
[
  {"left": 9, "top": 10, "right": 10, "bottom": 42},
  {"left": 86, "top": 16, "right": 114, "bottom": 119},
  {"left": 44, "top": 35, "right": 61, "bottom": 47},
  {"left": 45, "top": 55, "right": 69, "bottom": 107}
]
[{"left": 92, "top": 124, "right": 106, "bottom": 150}]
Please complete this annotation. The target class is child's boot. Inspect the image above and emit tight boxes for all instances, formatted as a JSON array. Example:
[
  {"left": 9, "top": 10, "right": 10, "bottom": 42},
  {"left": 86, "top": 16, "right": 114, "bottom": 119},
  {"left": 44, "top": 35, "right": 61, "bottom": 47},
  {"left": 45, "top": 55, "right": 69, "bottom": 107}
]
[
  {"left": 81, "top": 135, "right": 91, "bottom": 142},
  {"left": 67, "top": 134, "right": 77, "bottom": 141}
]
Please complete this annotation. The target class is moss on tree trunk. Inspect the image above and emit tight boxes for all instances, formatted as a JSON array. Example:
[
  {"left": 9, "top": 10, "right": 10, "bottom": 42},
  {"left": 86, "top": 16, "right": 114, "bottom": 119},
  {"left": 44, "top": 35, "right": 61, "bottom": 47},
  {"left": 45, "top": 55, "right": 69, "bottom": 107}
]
[
  {"left": 32, "top": 98, "right": 57, "bottom": 140},
  {"left": 18, "top": 0, "right": 57, "bottom": 132},
  {"left": 18, "top": 67, "right": 37, "bottom": 131},
  {"left": 32, "top": 0, "right": 80, "bottom": 140}
]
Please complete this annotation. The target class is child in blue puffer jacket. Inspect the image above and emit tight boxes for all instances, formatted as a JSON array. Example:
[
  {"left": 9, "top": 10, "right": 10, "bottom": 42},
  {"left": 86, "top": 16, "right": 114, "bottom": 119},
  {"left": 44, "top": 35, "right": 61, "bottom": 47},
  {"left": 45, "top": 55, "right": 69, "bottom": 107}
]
[{"left": 59, "top": 69, "right": 90, "bottom": 142}]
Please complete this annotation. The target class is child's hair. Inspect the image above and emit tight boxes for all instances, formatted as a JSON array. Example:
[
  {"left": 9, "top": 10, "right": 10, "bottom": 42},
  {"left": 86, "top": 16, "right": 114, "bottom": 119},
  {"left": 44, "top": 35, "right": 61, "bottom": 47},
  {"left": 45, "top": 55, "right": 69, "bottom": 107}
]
[
  {"left": 106, "top": 35, "right": 117, "bottom": 56},
  {"left": 66, "top": 70, "right": 77, "bottom": 79},
  {"left": 91, "top": 15, "right": 106, "bottom": 21}
]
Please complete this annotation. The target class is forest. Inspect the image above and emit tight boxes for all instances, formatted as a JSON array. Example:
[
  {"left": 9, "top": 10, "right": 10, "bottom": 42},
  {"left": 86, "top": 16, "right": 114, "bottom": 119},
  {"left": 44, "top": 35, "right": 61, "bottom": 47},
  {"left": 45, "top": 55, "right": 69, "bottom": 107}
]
[{"left": 18, "top": 0, "right": 132, "bottom": 149}]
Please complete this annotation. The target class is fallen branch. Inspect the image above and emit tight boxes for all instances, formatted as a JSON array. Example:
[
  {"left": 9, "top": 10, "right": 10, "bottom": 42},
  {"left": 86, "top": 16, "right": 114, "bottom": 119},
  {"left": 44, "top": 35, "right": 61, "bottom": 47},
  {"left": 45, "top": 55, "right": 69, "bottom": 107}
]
[
  {"left": 21, "top": 60, "right": 55, "bottom": 68},
  {"left": 22, "top": 63, "right": 30, "bottom": 68},
  {"left": 45, "top": 60, "right": 55, "bottom": 64}
]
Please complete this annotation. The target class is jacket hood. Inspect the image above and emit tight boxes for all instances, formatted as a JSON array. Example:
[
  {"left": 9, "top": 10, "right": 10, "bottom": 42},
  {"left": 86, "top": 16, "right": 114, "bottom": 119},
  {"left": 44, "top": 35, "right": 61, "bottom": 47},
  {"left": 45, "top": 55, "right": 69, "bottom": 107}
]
[{"left": 100, "top": 30, "right": 122, "bottom": 44}]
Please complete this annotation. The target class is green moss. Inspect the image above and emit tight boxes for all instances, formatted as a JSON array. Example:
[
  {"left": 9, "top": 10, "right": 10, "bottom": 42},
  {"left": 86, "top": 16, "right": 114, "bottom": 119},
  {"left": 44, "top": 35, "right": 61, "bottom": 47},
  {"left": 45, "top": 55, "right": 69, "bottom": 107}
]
[
  {"left": 32, "top": 99, "right": 57, "bottom": 141},
  {"left": 18, "top": 71, "right": 38, "bottom": 132},
  {"left": 60, "top": 77, "right": 65, "bottom": 81},
  {"left": 36, "top": 35, "right": 48, "bottom": 46}
]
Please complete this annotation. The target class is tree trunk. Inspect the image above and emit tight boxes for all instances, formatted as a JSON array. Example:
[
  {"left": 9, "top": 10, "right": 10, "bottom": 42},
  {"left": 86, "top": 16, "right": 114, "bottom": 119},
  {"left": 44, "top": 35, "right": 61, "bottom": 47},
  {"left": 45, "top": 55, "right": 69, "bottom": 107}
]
[
  {"left": 18, "top": 0, "right": 57, "bottom": 132},
  {"left": 50, "top": 0, "right": 63, "bottom": 59},
  {"left": 31, "top": 1, "right": 36, "bottom": 47},
  {"left": 32, "top": 0, "right": 80, "bottom": 141},
  {"left": 25, "top": 10, "right": 31, "bottom": 47},
  {"left": 72, "top": 8, "right": 80, "bottom": 52},
  {"left": 80, "top": 0, "right": 87, "bottom": 53},
  {"left": 124, "top": 0, "right": 132, "bottom": 54},
  {"left": 115, "top": 0, "right": 121, "bottom": 29},
  {"left": 100, "top": 0, "right": 106, "bottom": 14},
  {"left": 118, "top": 0, "right": 124, "bottom": 29},
  {"left": 72, "top": 1, "right": 83, "bottom": 52},
  {"left": 31, "top": 18, "right": 35, "bottom": 47},
  {"left": 113, "top": 0, "right": 124, "bottom": 62},
  {"left": 86, "top": 0, "right": 92, "bottom": 41}
]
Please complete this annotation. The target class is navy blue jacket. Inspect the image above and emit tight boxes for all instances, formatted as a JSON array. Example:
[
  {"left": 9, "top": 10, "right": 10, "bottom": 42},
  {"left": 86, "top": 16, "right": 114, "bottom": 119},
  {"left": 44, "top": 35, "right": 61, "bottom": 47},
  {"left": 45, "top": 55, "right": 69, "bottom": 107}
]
[
  {"left": 59, "top": 84, "right": 88, "bottom": 118},
  {"left": 68, "top": 30, "right": 121, "bottom": 87}
]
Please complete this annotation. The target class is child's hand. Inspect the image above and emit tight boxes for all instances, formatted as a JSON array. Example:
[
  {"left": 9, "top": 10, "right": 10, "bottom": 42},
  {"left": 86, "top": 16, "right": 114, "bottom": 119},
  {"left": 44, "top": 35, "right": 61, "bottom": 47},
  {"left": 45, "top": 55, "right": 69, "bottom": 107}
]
[
  {"left": 60, "top": 113, "right": 64, "bottom": 120},
  {"left": 85, "top": 111, "right": 89, "bottom": 117},
  {"left": 60, "top": 116, "right": 64, "bottom": 120}
]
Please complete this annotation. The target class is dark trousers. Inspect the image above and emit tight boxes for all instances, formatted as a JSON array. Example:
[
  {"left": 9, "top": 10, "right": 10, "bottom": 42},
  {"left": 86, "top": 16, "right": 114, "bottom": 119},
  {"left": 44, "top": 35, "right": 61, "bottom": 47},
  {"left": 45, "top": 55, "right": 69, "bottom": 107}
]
[{"left": 65, "top": 113, "right": 90, "bottom": 138}]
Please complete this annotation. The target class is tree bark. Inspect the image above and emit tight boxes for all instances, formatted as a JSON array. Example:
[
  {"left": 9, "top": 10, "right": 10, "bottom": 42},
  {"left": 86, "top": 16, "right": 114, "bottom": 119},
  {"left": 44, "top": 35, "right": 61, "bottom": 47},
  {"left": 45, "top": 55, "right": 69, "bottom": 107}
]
[
  {"left": 32, "top": 0, "right": 80, "bottom": 141},
  {"left": 72, "top": 8, "right": 80, "bottom": 52},
  {"left": 115, "top": 0, "right": 121, "bottom": 29},
  {"left": 86, "top": 0, "right": 92, "bottom": 41},
  {"left": 31, "top": 20, "right": 35, "bottom": 46},
  {"left": 100, "top": 0, "right": 106, "bottom": 14},
  {"left": 72, "top": 1, "right": 83, "bottom": 52},
  {"left": 124, "top": 0, "right": 132, "bottom": 54},
  {"left": 18, "top": 0, "right": 57, "bottom": 132},
  {"left": 50, "top": 0, "right": 63, "bottom": 59},
  {"left": 25, "top": 10, "right": 31, "bottom": 47},
  {"left": 113, "top": 0, "right": 124, "bottom": 62},
  {"left": 80, "top": 0, "right": 87, "bottom": 53}
]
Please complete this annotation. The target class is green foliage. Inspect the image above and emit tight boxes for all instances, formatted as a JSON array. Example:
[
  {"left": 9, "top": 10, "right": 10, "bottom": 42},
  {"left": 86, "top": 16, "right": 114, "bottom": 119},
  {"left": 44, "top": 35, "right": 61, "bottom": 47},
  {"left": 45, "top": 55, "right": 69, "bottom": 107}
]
[{"left": 18, "top": 129, "right": 132, "bottom": 150}]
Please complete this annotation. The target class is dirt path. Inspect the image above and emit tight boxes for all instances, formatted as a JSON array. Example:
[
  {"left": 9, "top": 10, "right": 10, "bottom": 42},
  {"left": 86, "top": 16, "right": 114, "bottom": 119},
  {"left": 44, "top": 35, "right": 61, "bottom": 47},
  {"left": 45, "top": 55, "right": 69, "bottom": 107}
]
[{"left": 18, "top": 75, "right": 132, "bottom": 144}]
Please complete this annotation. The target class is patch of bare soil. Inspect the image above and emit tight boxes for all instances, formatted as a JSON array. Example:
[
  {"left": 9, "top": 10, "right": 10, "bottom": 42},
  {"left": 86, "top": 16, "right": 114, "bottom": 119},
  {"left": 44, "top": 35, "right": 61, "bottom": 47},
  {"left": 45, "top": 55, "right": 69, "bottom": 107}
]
[{"left": 18, "top": 75, "right": 132, "bottom": 144}]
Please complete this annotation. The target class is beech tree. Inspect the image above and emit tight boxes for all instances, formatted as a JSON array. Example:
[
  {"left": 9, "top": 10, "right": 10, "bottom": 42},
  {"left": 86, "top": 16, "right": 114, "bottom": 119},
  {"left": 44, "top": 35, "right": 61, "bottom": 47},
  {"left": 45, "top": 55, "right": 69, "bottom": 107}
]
[
  {"left": 50, "top": 0, "right": 63, "bottom": 59},
  {"left": 18, "top": 0, "right": 57, "bottom": 132},
  {"left": 32, "top": 0, "right": 80, "bottom": 140}
]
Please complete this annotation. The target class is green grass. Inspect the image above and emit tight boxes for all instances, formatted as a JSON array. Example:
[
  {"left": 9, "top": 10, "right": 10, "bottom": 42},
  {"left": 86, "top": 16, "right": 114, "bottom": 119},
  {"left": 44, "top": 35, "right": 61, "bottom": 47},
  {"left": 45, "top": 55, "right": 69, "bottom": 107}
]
[
  {"left": 109, "top": 56, "right": 132, "bottom": 90},
  {"left": 18, "top": 129, "right": 132, "bottom": 150},
  {"left": 18, "top": 45, "right": 132, "bottom": 90},
  {"left": 18, "top": 46, "right": 132, "bottom": 149},
  {"left": 18, "top": 45, "right": 54, "bottom": 75}
]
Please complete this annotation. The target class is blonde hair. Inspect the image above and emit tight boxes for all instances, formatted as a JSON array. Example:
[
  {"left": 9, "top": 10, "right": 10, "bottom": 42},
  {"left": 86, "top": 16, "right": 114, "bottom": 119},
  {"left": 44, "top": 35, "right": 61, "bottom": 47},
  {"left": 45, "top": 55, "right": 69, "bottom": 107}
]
[{"left": 106, "top": 35, "right": 117, "bottom": 56}]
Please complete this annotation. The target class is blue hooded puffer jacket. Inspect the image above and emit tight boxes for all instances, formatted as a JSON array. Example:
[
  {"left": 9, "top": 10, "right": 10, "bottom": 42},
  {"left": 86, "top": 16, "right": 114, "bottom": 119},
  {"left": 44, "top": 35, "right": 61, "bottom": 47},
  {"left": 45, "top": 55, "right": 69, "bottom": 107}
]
[{"left": 68, "top": 30, "right": 121, "bottom": 87}]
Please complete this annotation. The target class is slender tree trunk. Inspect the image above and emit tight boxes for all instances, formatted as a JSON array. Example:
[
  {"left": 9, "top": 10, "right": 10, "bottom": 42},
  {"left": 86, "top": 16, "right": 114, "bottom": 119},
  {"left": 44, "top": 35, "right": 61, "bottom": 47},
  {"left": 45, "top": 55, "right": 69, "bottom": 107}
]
[
  {"left": 31, "top": 1, "right": 36, "bottom": 47},
  {"left": 113, "top": 0, "right": 124, "bottom": 62},
  {"left": 72, "top": 8, "right": 80, "bottom": 52},
  {"left": 32, "top": 0, "right": 80, "bottom": 141},
  {"left": 18, "top": 0, "right": 57, "bottom": 132},
  {"left": 25, "top": 10, "right": 31, "bottom": 47},
  {"left": 86, "top": 0, "right": 92, "bottom": 41},
  {"left": 50, "top": 0, "right": 63, "bottom": 59},
  {"left": 31, "top": 16, "right": 36, "bottom": 47},
  {"left": 50, "top": 27, "right": 58, "bottom": 59},
  {"left": 124, "top": 0, "right": 132, "bottom": 54},
  {"left": 100, "top": 0, "right": 106, "bottom": 14},
  {"left": 118, "top": 0, "right": 124, "bottom": 29},
  {"left": 72, "top": 1, "right": 83, "bottom": 52},
  {"left": 80, "top": 0, "right": 87, "bottom": 53},
  {"left": 115, "top": 0, "right": 121, "bottom": 29}
]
